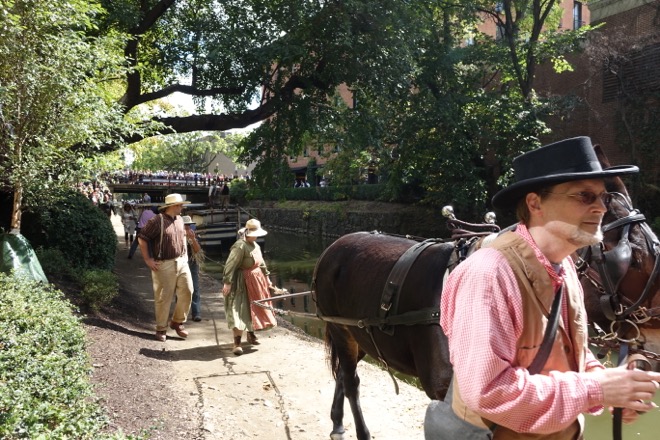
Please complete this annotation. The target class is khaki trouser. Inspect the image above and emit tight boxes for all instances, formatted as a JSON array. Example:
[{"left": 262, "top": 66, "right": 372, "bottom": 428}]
[{"left": 151, "top": 255, "right": 193, "bottom": 331}]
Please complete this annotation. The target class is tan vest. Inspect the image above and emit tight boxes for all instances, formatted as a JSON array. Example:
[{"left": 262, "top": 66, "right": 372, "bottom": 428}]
[{"left": 451, "top": 232, "right": 589, "bottom": 440}]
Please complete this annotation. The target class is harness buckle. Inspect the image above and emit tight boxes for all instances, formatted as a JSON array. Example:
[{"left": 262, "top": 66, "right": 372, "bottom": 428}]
[
  {"left": 380, "top": 302, "right": 392, "bottom": 312},
  {"left": 630, "top": 307, "right": 652, "bottom": 324}
]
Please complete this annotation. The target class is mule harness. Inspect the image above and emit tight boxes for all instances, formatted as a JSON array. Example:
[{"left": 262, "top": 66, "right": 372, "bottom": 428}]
[{"left": 573, "top": 193, "right": 660, "bottom": 440}]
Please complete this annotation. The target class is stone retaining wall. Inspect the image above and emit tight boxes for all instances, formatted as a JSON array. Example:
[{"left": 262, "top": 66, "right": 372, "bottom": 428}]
[{"left": 243, "top": 202, "right": 451, "bottom": 240}]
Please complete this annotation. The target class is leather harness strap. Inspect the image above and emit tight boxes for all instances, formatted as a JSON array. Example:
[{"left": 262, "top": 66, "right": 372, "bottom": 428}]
[
  {"left": 378, "top": 239, "right": 439, "bottom": 335},
  {"left": 318, "top": 307, "right": 440, "bottom": 328}
]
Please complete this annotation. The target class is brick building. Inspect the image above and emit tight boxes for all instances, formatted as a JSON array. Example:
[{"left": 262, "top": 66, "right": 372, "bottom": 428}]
[{"left": 537, "top": 0, "right": 660, "bottom": 171}]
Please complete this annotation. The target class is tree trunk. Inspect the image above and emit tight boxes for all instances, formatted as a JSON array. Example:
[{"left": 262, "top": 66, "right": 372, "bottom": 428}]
[{"left": 10, "top": 185, "right": 22, "bottom": 234}]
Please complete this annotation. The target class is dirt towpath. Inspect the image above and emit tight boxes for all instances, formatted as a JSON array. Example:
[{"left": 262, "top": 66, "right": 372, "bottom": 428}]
[{"left": 84, "top": 213, "right": 429, "bottom": 440}]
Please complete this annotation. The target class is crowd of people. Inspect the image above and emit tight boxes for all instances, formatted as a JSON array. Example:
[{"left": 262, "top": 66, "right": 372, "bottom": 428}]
[{"left": 102, "top": 169, "right": 249, "bottom": 187}]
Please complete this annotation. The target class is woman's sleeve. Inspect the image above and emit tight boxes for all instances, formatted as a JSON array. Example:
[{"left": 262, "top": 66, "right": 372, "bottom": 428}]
[
  {"left": 260, "top": 260, "right": 270, "bottom": 276},
  {"left": 222, "top": 243, "right": 243, "bottom": 284}
]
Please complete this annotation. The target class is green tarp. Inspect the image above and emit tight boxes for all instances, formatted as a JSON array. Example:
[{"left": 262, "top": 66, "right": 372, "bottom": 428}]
[{"left": 1, "top": 233, "right": 48, "bottom": 283}]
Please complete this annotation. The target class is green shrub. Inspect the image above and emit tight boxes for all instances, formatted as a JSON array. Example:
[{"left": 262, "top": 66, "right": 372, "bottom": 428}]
[
  {"left": 22, "top": 189, "right": 117, "bottom": 271},
  {"left": 0, "top": 273, "right": 107, "bottom": 439},
  {"left": 229, "top": 179, "right": 249, "bottom": 206},
  {"left": 79, "top": 269, "right": 119, "bottom": 311},
  {"left": 35, "top": 247, "right": 75, "bottom": 281}
]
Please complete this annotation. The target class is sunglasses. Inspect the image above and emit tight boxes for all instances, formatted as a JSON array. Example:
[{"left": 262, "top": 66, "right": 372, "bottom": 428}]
[{"left": 543, "top": 190, "right": 613, "bottom": 207}]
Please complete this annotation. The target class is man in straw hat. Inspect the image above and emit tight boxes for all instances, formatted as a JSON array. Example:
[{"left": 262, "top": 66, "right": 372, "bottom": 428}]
[
  {"left": 429, "top": 137, "right": 660, "bottom": 439},
  {"left": 137, "top": 193, "right": 194, "bottom": 342}
]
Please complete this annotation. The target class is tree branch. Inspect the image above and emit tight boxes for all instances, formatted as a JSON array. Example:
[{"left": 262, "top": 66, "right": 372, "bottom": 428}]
[{"left": 135, "top": 84, "right": 246, "bottom": 106}]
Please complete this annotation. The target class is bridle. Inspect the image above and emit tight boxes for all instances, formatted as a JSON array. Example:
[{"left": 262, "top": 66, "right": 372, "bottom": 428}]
[
  {"left": 575, "top": 192, "right": 660, "bottom": 345},
  {"left": 574, "top": 192, "right": 660, "bottom": 440}
]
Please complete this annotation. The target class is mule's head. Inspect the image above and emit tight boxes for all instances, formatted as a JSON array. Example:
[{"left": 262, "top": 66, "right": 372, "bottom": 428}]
[{"left": 580, "top": 146, "right": 660, "bottom": 362}]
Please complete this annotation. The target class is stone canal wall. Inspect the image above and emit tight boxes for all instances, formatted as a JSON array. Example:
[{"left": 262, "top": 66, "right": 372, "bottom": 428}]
[{"left": 243, "top": 200, "right": 452, "bottom": 239}]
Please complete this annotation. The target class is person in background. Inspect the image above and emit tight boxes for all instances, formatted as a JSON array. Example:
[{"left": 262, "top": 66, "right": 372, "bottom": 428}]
[
  {"left": 137, "top": 193, "right": 193, "bottom": 342},
  {"left": 219, "top": 181, "right": 230, "bottom": 212},
  {"left": 221, "top": 219, "right": 277, "bottom": 355},
  {"left": 208, "top": 180, "right": 219, "bottom": 208},
  {"left": 121, "top": 202, "right": 137, "bottom": 247},
  {"left": 143, "top": 192, "right": 151, "bottom": 203},
  {"left": 431, "top": 137, "right": 660, "bottom": 439},
  {"left": 182, "top": 215, "right": 203, "bottom": 322},
  {"left": 128, "top": 205, "right": 158, "bottom": 259}
]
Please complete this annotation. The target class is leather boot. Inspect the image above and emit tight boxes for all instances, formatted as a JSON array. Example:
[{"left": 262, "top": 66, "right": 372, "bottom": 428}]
[
  {"left": 232, "top": 336, "right": 243, "bottom": 355},
  {"left": 247, "top": 331, "right": 260, "bottom": 345}
]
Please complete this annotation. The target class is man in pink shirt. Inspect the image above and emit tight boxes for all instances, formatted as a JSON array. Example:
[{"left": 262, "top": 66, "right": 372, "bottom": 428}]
[{"left": 434, "top": 137, "right": 660, "bottom": 439}]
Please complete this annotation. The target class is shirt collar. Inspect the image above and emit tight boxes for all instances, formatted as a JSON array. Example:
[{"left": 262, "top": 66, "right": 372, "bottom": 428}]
[{"left": 515, "top": 222, "right": 565, "bottom": 288}]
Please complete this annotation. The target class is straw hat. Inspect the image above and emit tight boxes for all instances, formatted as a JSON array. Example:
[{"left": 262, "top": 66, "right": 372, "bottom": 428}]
[
  {"left": 181, "top": 215, "right": 196, "bottom": 225},
  {"left": 159, "top": 193, "right": 191, "bottom": 210},
  {"left": 244, "top": 219, "right": 267, "bottom": 237},
  {"left": 492, "top": 136, "right": 638, "bottom": 210}
]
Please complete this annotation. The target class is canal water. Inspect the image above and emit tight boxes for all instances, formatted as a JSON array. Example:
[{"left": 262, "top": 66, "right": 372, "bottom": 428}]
[{"left": 203, "top": 230, "right": 660, "bottom": 438}]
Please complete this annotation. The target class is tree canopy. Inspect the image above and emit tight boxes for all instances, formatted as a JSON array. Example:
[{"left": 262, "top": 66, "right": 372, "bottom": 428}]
[
  {"left": 0, "top": 0, "right": 132, "bottom": 230},
  {"left": 1, "top": 0, "right": 598, "bottom": 232}
]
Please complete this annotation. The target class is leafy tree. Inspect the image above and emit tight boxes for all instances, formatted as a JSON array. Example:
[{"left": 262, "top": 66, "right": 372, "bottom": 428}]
[
  {"left": 95, "top": 0, "right": 434, "bottom": 146},
  {"left": 0, "top": 0, "right": 134, "bottom": 232},
  {"left": 130, "top": 132, "right": 245, "bottom": 173},
  {"left": 242, "top": 1, "right": 594, "bottom": 216}
]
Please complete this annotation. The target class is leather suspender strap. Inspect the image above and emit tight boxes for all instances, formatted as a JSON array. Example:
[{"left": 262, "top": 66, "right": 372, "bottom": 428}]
[
  {"left": 157, "top": 214, "right": 163, "bottom": 260},
  {"left": 528, "top": 284, "right": 564, "bottom": 375}
]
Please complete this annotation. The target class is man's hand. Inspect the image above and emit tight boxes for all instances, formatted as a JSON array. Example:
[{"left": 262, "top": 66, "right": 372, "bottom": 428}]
[
  {"left": 145, "top": 258, "right": 160, "bottom": 272},
  {"left": 589, "top": 366, "right": 660, "bottom": 415}
]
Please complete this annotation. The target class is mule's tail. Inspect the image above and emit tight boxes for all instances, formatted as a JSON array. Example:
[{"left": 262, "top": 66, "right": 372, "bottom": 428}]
[{"left": 324, "top": 326, "right": 340, "bottom": 380}]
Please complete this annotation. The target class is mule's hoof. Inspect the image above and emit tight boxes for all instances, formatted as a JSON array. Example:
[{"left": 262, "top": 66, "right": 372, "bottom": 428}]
[{"left": 330, "top": 432, "right": 345, "bottom": 440}]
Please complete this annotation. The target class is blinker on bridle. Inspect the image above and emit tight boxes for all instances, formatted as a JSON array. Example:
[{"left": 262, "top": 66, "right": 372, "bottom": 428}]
[{"left": 575, "top": 192, "right": 660, "bottom": 338}]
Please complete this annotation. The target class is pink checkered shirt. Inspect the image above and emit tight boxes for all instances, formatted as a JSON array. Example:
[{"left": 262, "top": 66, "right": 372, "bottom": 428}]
[{"left": 440, "top": 223, "right": 604, "bottom": 434}]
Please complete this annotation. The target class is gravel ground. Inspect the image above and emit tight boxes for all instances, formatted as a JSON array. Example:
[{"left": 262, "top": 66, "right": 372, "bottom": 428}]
[{"left": 82, "top": 214, "right": 430, "bottom": 440}]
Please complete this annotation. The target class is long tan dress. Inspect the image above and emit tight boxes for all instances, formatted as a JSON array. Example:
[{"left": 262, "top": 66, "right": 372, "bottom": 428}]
[{"left": 222, "top": 239, "right": 277, "bottom": 331}]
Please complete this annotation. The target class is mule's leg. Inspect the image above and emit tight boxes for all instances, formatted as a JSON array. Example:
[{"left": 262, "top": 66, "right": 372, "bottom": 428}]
[
  {"left": 327, "top": 325, "right": 371, "bottom": 440},
  {"left": 342, "top": 366, "right": 370, "bottom": 440},
  {"left": 330, "top": 368, "right": 346, "bottom": 440}
]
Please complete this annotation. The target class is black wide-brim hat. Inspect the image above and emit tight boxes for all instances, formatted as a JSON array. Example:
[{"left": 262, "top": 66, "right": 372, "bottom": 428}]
[{"left": 492, "top": 136, "right": 638, "bottom": 210}]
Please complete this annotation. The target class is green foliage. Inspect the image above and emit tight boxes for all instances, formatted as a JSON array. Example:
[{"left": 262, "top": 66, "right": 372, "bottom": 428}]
[
  {"left": 0, "top": 273, "right": 108, "bottom": 439},
  {"left": 228, "top": 178, "right": 249, "bottom": 206},
  {"left": 22, "top": 190, "right": 117, "bottom": 271},
  {"left": 130, "top": 132, "right": 245, "bottom": 173},
  {"left": 239, "top": 1, "right": 591, "bottom": 216},
  {"left": 35, "top": 247, "right": 119, "bottom": 312},
  {"left": 35, "top": 248, "right": 76, "bottom": 281},
  {"left": 252, "top": 184, "right": 392, "bottom": 203},
  {"left": 79, "top": 270, "right": 119, "bottom": 311},
  {"left": 0, "top": 0, "right": 135, "bottom": 211}
]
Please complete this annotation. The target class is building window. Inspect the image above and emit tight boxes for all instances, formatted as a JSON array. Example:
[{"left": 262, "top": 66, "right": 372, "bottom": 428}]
[{"left": 573, "top": 2, "right": 583, "bottom": 30}]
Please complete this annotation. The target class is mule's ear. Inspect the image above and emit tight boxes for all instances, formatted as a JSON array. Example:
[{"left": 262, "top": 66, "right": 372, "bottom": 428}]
[{"left": 594, "top": 144, "right": 612, "bottom": 169}]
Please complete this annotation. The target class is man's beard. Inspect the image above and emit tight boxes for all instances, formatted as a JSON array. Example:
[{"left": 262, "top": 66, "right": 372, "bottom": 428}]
[{"left": 567, "top": 225, "right": 603, "bottom": 248}]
